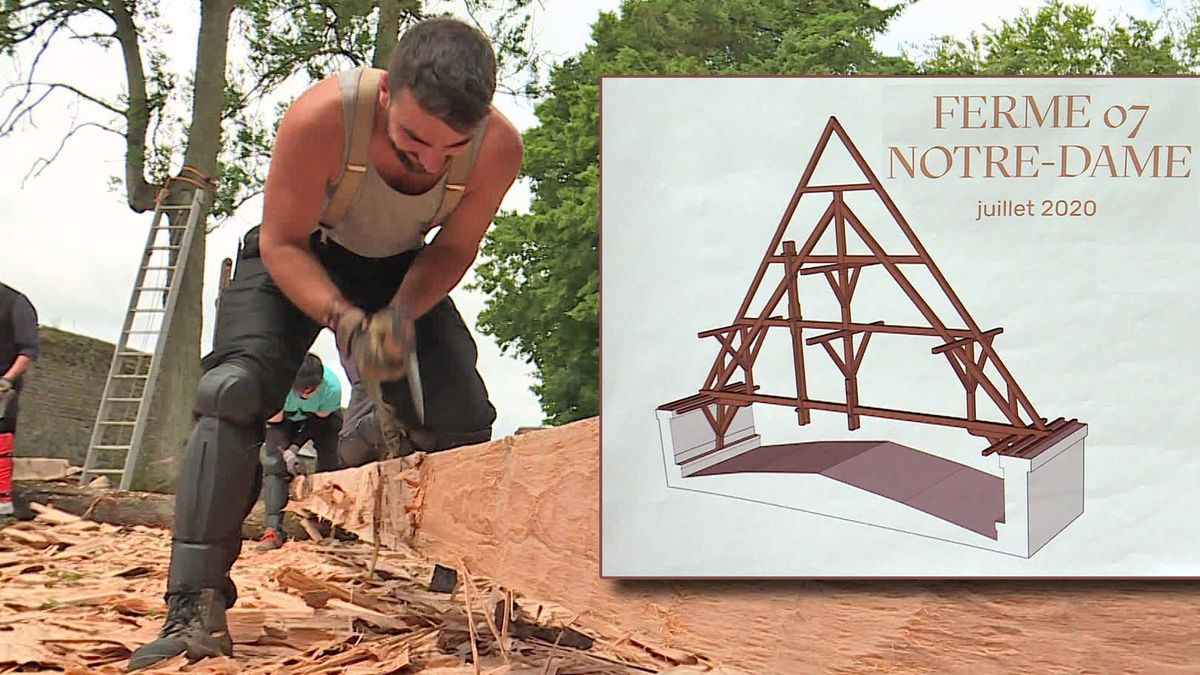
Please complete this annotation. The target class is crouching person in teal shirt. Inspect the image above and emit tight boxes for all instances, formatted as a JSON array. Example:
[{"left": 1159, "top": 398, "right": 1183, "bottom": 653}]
[{"left": 256, "top": 353, "right": 343, "bottom": 550}]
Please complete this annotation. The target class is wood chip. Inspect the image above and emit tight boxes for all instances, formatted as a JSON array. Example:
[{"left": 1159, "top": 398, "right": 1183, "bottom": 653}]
[
  {"left": 29, "top": 503, "right": 82, "bottom": 526},
  {"left": 0, "top": 510, "right": 674, "bottom": 674},
  {"left": 2, "top": 529, "right": 54, "bottom": 548},
  {"left": 12, "top": 458, "right": 74, "bottom": 481},
  {"left": 300, "top": 517, "right": 325, "bottom": 543}
]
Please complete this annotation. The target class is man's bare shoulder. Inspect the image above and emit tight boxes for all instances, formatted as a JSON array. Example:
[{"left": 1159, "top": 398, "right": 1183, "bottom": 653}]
[
  {"left": 283, "top": 75, "right": 345, "bottom": 132},
  {"left": 274, "top": 76, "right": 347, "bottom": 180},
  {"left": 473, "top": 107, "right": 524, "bottom": 186}
]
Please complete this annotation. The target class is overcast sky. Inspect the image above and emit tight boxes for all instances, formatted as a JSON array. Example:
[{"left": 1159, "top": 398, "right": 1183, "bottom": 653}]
[{"left": 0, "top": 0, "right": 1187, "bottom": 437}]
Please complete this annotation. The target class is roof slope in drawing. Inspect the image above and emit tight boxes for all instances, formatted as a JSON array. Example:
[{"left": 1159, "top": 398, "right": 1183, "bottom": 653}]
[{"left": 668, "top": 116, "right": 1082, "bottom": 459}]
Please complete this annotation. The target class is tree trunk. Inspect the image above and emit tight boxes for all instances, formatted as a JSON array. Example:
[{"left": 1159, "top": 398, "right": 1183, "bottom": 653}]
[
  {"left": 109, "top": 0, "right": 160, "bottom": 212},
  {"left": 11, "top": 480, "right": 314, "bottom": 541},
  {"left": 134, "top": 0, "right": 237, "bottom": 491},
  {"left": 373, "top": 0, "right": 423, "bottom": 67},
  {"left": 373, "top": 0, "right": 402, "bottom": 68}
]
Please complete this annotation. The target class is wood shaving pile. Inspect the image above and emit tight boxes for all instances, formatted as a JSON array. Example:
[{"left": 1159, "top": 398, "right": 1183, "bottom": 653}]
[{"left": 0, "top": 503, "right": 712, "bottom": 674}]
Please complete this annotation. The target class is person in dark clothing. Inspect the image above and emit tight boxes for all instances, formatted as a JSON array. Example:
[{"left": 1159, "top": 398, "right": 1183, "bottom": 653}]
[
  {"left": 255, "top": 353, "right": 343, "bottom": 551},
  {"left": 334, "top": 346, "right": 391, "bottom": 466},
  {"left": 127, "top": 16, "right": 523, "bottom": 671},
  {"left": 0, "top": 282, "right": 39, "bottom": 520}
]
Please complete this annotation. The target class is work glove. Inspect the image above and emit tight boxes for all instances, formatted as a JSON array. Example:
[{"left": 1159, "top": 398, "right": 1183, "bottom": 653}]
[
  {"left": 282, "top": 444, "right": 307, "bottom": 476},
  {"left": 322, "top": 296, "right": 367, "bottom": 360},
  {"left": 0, "top": 378, "right": 12, "bottom": 395},
  {"left": 351, "top": 304, "right": 415, "bottom": 384}
]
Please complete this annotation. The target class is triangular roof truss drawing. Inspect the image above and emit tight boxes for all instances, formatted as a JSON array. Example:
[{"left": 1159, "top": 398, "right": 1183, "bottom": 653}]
[{"left": 692, "top": 116, "right": 1077, "bottom": 458}]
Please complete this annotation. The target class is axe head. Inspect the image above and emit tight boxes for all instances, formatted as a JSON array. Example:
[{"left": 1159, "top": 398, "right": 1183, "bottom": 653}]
[{"left": 407, "top": 351, "right": 424, "bottom": 426}]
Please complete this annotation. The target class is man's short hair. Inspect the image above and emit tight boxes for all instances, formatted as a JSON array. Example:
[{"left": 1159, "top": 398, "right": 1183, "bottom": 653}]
[
  {"left": 293, "top": 353, "right": 323, "bottom": 392},
  {"left": 387, "top": 15, "right": 497, "bottom": 133}
]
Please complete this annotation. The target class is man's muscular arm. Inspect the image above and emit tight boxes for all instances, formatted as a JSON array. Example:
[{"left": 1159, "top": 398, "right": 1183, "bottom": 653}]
[
  {"left": 259, "top": 81, "right": 351, "bottom": 329},
  {"left": 391, "top": 115, "right": 524, "bottom": 320}
]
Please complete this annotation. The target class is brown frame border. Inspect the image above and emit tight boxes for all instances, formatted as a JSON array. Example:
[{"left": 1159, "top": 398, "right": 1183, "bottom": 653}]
[{"left": 599, "top": 73, "right": 1196, "bottom": 581}]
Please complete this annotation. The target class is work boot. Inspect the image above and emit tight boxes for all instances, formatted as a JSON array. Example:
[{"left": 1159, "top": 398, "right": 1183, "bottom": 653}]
[
  {"left": 254, "top": 527, "right": 284, "bottom": 551},
  {"left": 126, "top": 588, "right": 232, "bottom": 671}
]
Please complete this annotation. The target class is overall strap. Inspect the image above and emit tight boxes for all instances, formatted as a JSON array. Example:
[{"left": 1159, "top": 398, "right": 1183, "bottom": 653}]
[
  {"left": 324, "top": 68, "right": 382, "bottom": 228},
  {"left": 427, "top": 115, "right": 490, "bottom": 229}
]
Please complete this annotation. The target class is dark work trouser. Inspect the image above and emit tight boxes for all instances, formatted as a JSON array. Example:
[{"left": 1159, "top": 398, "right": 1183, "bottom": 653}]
[
  {"left": 0, "top": 388, "right": 19, "bottom": 435},
  {"left": 167, "top": 225, "right": 497, "bottom": 605},
  {"left": 335, "top": 378, "right": 386, "bottom": 467},
  {"left": 261, "top": 411, "right": 343, "bottom": 532}
]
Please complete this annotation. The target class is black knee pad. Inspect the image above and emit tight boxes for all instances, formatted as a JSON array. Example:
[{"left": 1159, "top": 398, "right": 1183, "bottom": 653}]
[
  {"left": 260, "top": 469, "right": 291, "bottom": 531},
  {"left": 175, "top": 417, "right": 262, "bottom": 540},
  {"left": 170, "top": 412, "right": 265, "bottom": 595},
  {"left": 195, "top": 362, "right": 261, "bottom": 426}
]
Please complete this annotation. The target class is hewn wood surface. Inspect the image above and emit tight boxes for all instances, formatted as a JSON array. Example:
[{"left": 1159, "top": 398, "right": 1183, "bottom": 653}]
[{"left": 293, "top": 417, "right": 1200, "bottom": 674}]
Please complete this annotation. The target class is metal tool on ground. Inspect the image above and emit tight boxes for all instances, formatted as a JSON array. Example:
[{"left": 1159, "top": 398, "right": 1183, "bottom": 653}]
[
  {"left": 81, "top": 168, "right": 216, "bottom": 490},
  {"left": 492, "top": 598, "right": 595, "bottom": 651},
  {"left": 428, "top": 564, "right": 458, "bottom": 593}
]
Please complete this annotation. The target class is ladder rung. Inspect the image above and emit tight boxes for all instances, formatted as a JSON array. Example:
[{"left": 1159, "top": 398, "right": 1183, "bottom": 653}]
[
  {"left": 137, "top": 286, "right": 171, "bottom": 292},
  {"left": 99, "top": 421, "right": 137, "bottom": 426},
  {"left": 92, "top": 445, "right": 132, "bottom": 451},
  {"left": 105, "top": 397, "right": 143, "bottom": 402},
  {"left": 112, "top": 374, "right": 148, "bottom": 379},
  {"left": 125, "top": 330, "right": 163, "bottom": 335},
  {"left": 118, "top": 351, "right": 151, "bottom": 357},
  {"left": 148, "top": 245, "right": 181, "bottom": 250},
  {"left": 143, "top": 266, "right": 176, "bottom": 271},
  {"left": 85, "top": 468, "right": 127, "bottom": 474},
  {"left": 129, "top": 308, "right": 166, "bottom": 314},
  {"left": 156, "top": 205, "right": 194, "bottom": 211}
]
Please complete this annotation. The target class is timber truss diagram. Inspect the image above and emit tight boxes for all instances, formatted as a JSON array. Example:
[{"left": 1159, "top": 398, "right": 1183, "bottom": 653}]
[{"left": 655, "top": 117, "right": 1088, "bottom": 558}]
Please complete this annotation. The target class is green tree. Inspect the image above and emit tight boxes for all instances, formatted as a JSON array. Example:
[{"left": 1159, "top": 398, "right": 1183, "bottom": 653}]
[
  {"left": 917, "top": 1, "right": 1188, "bottom": 75},
  {"left": 471, "top": 0, "right": 916, "bottom": 425}
]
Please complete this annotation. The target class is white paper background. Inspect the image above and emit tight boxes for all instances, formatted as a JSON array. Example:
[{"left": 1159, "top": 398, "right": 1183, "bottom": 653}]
[{"left": 600, "top": 77, "right": 1200, "bottom": 577}]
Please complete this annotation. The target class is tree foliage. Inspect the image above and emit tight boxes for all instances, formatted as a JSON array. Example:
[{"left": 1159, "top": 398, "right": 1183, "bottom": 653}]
[
  {"left": 475, "top": 0, "right": 1200, "bottom": 426},
  {"left": 471, "top": 0, "right": 915, "bottom": 425},
  {"left": 917, "top": 1, "right": 1191, "bottom": 75},
  {"left": 0, "top": 0, "right": 541, "bottom": 218}
]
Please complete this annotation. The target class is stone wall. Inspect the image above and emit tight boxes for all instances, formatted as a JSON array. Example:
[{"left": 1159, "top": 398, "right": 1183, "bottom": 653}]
[{"left": 12, "top": 327, "right": 113, "bottom": 467}]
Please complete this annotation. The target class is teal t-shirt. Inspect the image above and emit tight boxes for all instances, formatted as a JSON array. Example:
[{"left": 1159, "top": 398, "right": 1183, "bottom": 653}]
[{"left": 282, "top": 365, "right": 342, "bottom": 421}]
